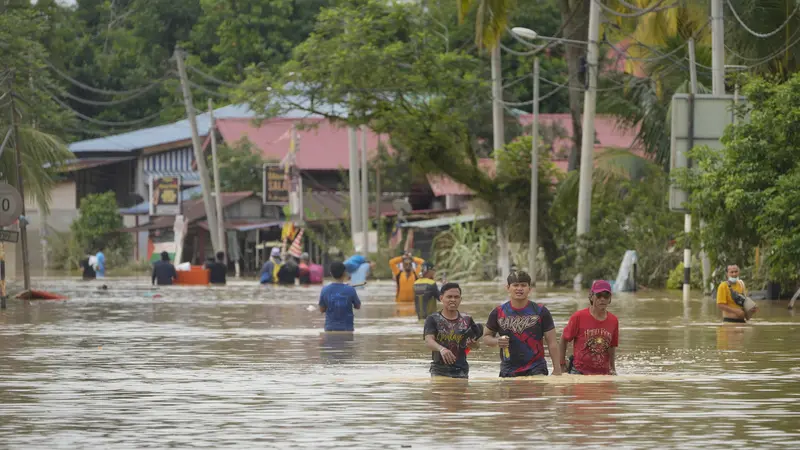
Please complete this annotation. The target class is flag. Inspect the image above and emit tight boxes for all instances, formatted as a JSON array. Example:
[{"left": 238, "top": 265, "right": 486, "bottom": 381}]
[
  {"left": 281, "top": 222, "right": 296, "bottom": 242},
  {"left": 404, "top": 228, "right": 415, "bottom": 252},
  {"left": 289, "top": 228, "right": 304, "bottom": 258}
]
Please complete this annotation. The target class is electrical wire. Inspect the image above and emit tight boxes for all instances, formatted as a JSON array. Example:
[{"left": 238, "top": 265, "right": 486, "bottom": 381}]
[
  {"left": 188, "top": 80, "right": 232, "bottom": 99},
  {"left": 725, "top": 0, "right": 799, "bottom": 39},
  {"left": 37, "top": 78, "right": 168, "bottom": 107},
  {"left": 187, "top": 65, "right": 240, "bottom": 88},
  {"left": 503, "top": 74, "right": 531, "bottom": 89},
  {"left": 44, "top": 88, "right": 172, "bottom": 127},
  {"left": 595, "top": 0, "right": 680, "bottom": 18},
  {"left": 44, "top": 60, "right": 170, "bottom": 96}
]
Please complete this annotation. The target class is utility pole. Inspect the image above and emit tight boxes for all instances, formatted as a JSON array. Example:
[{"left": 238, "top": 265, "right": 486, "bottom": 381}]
[
  {"left": 8, "top": 74, "right": 31, "bottom": 294},
  {"left": 684, "top": 39, "right": 698, "bottom": 306},
  {"left": 175, "top": 48, "right": 220, "bottom": 254},
  {"left": 528, "top": 57, "right": 540, "bottom": 285},
  {"left": 375, "top": 135, "right": 382, "bottom": 225},
  {"left": 348, "top": 126, "right": 361, "bottom": 247},
  {"left": 208, "top": 99, "right": 226, "bottom": 263},
  {"left": 491, "top": 45, "right": 510, "bottom": 281},
  {"left": 360, "top": 125, "right": 369, "bottom": 255},
  {"left": 574, "top": 0, "right": 601, "bottom": 291}
]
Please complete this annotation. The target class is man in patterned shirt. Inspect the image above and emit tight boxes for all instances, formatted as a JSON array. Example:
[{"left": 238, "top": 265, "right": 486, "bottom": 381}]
[
  {"left": 482, "top": 271, "right": 561, "bottom": 377},
  {"left": 423, "top": 283, "right": 483, "bottom": 378}
]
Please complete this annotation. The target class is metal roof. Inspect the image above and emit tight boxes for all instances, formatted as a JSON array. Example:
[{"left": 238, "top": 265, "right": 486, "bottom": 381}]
[
  {"left": 68, "top": 98, "right": 348, "bottom": 154},
  {"left": 397, "top": 214, "right": 491, "bottom": 229}
]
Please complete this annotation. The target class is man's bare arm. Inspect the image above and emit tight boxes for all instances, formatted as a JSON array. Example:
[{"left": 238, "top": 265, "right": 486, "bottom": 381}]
[
  {"left": 609, "top": 347, "right": 617, "bottom": 375},
  {"left": 544, "top": 329, "right": 562, "bottom": 375},
  {"left": 481, "top": 328, "right": 502, "bottom": 347}
]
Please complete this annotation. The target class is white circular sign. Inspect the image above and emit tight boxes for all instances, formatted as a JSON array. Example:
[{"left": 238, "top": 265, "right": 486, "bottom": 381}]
[{"left": 0, "top": 182, "right": 23, "bottom": 227}]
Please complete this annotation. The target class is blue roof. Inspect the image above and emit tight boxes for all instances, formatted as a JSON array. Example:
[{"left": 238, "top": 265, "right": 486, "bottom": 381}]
[
  {"left": 69, "top": 99, "right": 347, "bottom": 154},
  {"left": 119, "top": 185, "right": 203, "bottom": 215}
]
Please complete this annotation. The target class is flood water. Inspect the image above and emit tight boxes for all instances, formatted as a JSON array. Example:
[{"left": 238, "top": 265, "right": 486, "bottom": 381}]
[{"left": 1, "top": 277, "right": 799, "bottom": 448}]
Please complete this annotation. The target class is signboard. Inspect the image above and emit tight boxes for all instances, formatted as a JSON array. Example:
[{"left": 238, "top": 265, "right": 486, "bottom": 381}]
[
  {"left": 263, "top": 164, "right": 289, "bottom": 205},
  {"left": 0, "top": 229, "right": 19, "bottom": 243},
  {"left": 0, "top": 182, "right": 23, "bottom": 227},
  {"left": 669, "top": 94, "right": 747, "bottom": 212},
  {"left": 149, "top": 176, "right": 181, "bottom": 216}
]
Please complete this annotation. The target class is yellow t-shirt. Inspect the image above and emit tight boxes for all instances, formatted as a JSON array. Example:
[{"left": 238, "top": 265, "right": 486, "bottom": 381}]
[{"left": 716, "top": 280, "right": 746, "bottom": 308}]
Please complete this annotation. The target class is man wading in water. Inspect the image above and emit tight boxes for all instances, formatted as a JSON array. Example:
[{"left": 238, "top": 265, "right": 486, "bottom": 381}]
[
  {"left": 423, "top": 283, "right": 482, "bottom": 378},
  {"left": 716, "top": 264, "right": 758, "bottom": 323},
  {"left": 482, "top": 271, "right": 561, "bottom": 377},
  {"left": 559, "top": 280, "right": 619, "bottom": 375}
]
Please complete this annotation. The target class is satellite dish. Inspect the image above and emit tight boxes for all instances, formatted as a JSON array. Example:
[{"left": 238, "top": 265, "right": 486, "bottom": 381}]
[{"left": 392, "top": 199, "right": 412, "bottom": 219}]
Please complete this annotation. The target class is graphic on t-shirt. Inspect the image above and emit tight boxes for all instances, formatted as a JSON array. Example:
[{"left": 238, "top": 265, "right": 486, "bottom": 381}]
[
  {"left": 486, "top": 301, "right": 555, "bottom": 377},
  {"left": 423, "top": 312, "right": 478, "bottom": 378},
  {"left": 498, "top": 315, "right": 540, "bottom": 334}
]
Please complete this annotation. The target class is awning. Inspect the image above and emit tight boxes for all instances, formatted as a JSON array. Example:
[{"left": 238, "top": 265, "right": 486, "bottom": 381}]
[
  {"left": 50, "top": 156, "right": 136, "bottom": 173},
  {"left": 196, "top": 220, "right": 283, "bottom": 231},
  {"left": 397, "top": 214, "right": 491, "bottom": 229}
]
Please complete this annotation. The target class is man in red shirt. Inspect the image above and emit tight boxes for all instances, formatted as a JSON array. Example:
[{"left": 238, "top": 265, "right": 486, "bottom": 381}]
[{"left": 558, "top": 280, "right": 619, "bottom": 375}]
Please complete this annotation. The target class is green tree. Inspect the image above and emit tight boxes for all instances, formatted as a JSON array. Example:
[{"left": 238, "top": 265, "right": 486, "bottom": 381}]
[
  {"left": 0, "top": 3, "right": 75, "bottom": 211},
  {"left": 211, "top": 138, "right": 271, "bottom": 192},
  {"left": 71, "top": 191, "right": 132, "bottom": 257},
  {"left": 678, "top": 73, "right": 800, "bottom": 285}
]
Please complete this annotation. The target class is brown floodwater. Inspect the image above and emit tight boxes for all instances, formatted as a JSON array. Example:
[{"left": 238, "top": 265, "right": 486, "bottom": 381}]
[{"left": 0, "top": 277, "right": 798, "bottom": 448}]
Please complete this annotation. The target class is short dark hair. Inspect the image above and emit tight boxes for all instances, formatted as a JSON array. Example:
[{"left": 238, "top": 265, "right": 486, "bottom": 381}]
[
  {"left": 330, "top": 261, "right": 346, "bottom": 279},
  {"left": 216, "top": 252, "right": 225, "bottom": 261},
  {"left": 161, "top": 251, "right": 170, "bottom": 261},
  {"left": 507, "top": 270, "right": 532, "bottom": 285},
  {"left": 440, "top": 282, "right": 461, "bottom": 297}
]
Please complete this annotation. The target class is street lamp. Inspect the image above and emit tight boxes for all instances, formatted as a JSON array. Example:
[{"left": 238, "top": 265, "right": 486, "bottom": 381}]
[{"left": 512, "top": 0, "right": 601, "bottom": 292}]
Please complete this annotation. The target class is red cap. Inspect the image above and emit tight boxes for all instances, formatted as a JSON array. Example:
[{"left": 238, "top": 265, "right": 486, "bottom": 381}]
[{"left": 591, "top": 280, "right": 612, "bottom": 294}]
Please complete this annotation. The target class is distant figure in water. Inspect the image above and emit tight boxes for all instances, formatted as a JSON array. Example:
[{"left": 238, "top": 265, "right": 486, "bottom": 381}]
[
  {"left": 558, "top": 280, "right": 619, "bottom": 375},
  {"left": 318, "top": 261, "right": 361, "bottom": 332},
  {"left": 205, "top": 251, "right": 227, "bottom": 285},
  {"left": 152, "top": 251, "right": 177, "bottom": 286},
  {"left": 95, "top": 249, "right": 106, "bottom": 278},
  {"left": 81, "top": 256, "right": 96, "bottom": 280},
  {"left": 343, "top": 254, "right": 375, "bottom": 289}
]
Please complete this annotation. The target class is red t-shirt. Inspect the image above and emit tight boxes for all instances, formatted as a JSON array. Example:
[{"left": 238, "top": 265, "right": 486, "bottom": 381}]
[{"left": 562, "top": 308, "right": 619, "bottom": 375}]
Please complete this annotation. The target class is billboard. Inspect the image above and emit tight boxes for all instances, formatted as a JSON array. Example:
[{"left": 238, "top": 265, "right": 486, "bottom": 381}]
[
  {"left": 263, "top": 164, "right": 289, "bottom": 205},
  {"left": 150, "top": 176, "right": 181, "bottom": 216}
]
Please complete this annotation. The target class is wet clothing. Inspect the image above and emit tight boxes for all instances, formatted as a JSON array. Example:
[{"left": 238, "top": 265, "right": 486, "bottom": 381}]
[
  {"left": 389, "top": 256, "right": 424, "bottom": 303},
  {"left": 486, "top": 300, "right": 555, "bottom": 377},
  {"left": 95, "top": 252, "right": 106, "bottom": 278},
  {"left": 298, "top": 262, "right": 311, "bottom": 284},
  {"left": 206, "top": 261, "right": 227, "bottom": 285},
  {"left": 343, "top": 255, "right": 367, "bottom": 274},
  {"left": 423, "top": 311, "right": 480, "bottom": 378},
  {"left": 413, "top": 278, "right": 439, "bottom": 320},
  {"left": 319, "top": 283, "right": 361, "bottom": 331},
  {"left": 81, "top": 259, "right": 96, "bottom": 280},
  {"left": 277, "top": 259, "right": 298, "bottom": 285},
  {"left": 309, "top": 264, "right": 324, "bottom": 284},
  {"left": 561, "top": 308, "right": 619, "bottom": 375},
  {"left": 152, "top": 260, "right": 177, "bottom": 286},
  {"left": 716, "top": 280, "right": 747, "bottom": 309}
]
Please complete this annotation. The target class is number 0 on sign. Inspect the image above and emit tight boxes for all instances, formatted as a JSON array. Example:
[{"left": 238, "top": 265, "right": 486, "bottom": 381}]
[{"left": 0, "top": 182, "right": 23, "bottom": 227}]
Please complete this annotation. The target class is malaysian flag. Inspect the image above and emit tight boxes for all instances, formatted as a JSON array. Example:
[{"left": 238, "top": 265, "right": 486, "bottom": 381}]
[
  {"left": 388, "top": 225, "right": 402, "bottom": 249},
  {"left": 288, "top": 228, "right": 304, "bottom": 258}
]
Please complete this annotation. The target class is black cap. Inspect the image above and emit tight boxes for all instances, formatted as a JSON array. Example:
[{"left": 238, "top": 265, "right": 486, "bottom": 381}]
[{"left": 421, "top": 262, "right": 435, "bottom": 272}]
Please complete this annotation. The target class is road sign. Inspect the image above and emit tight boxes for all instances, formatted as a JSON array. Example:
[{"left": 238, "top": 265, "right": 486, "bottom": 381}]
[
  {"left": 0, "top": 229, "right": 19, "bottom": 243},
  {"left": 0, "top": 182, "right": 23, "bottom": 227}
]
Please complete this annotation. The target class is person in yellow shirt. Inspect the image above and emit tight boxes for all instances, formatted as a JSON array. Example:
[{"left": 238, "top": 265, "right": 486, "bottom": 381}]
[
  {"left": 716, "top": 264, "right": 757, "bottom": 323},
  {"left": 389, "top": 252, "right": 425, "bottom": 303}
]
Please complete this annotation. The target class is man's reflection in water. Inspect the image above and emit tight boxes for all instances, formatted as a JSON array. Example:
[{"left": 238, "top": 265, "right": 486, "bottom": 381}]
[
  {"left": 318, "top": 332, "right": 356, "bottom": 364},
  {"left": 564, "top": 381, "right": 619, "bottom": 443},
  {"left": 488, "top": 379, "right": 560, "bottom": 438},
  {"left": 427, "top": 377, "right": 469, "bottom": 413},
  {"left": 716, "top": 322, "right": 749, "bottom": 351}
]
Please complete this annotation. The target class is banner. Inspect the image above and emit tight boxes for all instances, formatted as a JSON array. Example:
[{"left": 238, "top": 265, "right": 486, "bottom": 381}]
[
  {"left": 149, "top": 176, "right": 181, "bottom": 216},
  {"left": 263, "top": 164, "right": 289, "bottom": 205}
]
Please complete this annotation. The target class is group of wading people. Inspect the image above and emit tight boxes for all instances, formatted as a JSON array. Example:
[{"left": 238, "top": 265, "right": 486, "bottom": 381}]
[{"left": 317, "top": 251, "right": 755, "bottom": 379}]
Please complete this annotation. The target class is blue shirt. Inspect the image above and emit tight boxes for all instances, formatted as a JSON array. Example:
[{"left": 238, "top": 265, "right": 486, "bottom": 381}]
[
  {"left": 319, "top": 283, "right": 361, "bottom": 331},
  {"left": 343, "top": 255, "right": 366, "bottom": 274},
  {"left": 95, "top": 252, "right": 106, "bottom": 277}
]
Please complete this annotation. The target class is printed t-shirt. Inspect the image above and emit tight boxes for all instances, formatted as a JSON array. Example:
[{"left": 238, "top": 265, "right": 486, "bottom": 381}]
[
  {"left": 561, "top": 308, "right": 619, "bottom": 375},
  {"left": 319, "top": 283, "right": 361, "bottom": 331},
  {"left": 423, "top": 312, "right": 479, "bottom": 378},
  {"left": 486, "top": 300, "right": 555, "bottom": 377}
]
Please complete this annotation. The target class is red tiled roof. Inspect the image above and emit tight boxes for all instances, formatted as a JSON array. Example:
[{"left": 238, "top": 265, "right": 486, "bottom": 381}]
[
  {"left": 517, "top": 114, "right": 642, "bottom": 157},
  {"left": 215, "top": 118, "right": 385, "bottom": 170}
]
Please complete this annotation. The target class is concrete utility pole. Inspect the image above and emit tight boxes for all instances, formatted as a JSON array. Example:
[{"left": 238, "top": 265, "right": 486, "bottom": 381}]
[
  {"left": 360, "top": 125, "right": 369, "bottom": 255},
  {"left": 574, "top": 0, "right": 601, "bottom": 291},
  {"left": 208, "top": 99, "right": 226, "bottom": 262},
  {"left": 8, "top": 76, "right": 31, "bottom": 294},
  {"left": 175, "top": 48, "right": 221, "bottom": 254},
  {"left": 528, "top": 57, "right": 540, "bottom": 285},
  {"left": 491, "top": 45, "right": 510, "bottom": 281},
  {"left": 684, "top": 39, "right": 698, "bottom": 306},
  {"left": 348, "top": 126, "right": 361, "bottom": 245}
]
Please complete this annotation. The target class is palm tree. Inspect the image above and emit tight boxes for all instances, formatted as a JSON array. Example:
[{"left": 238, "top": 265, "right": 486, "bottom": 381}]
[{"left": 457, "top": 0, "right": 590, "bottom": 171}]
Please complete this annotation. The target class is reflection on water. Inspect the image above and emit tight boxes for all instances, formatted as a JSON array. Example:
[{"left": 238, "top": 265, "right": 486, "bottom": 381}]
[{"left": 0, "top": 277, "right": 799, "bottom": 448}]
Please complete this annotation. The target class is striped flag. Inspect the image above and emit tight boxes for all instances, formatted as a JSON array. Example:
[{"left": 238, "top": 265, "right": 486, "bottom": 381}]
[
  {"left": 404, "top": 228, "right": 415, "bottom": 252},
  {"left": 388, "top": 225, "right": 402, "bottom": 249},
  {"left": 289, "top": 228, "right": 304, "bottom": 258}
]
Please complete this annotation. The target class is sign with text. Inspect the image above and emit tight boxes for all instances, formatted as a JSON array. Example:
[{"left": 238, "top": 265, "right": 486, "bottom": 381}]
[
  {"left": 0, "top": 229, "right": 19, "bottom": 243},
  {"left": 149, "top": 176, "right": 181, "bottom": 216},
  {"left": 263, "top": 164, "right": 289, "bottom": 205},
  {"left": 0, "top": 182, "right": 23, "bottom": 227}
]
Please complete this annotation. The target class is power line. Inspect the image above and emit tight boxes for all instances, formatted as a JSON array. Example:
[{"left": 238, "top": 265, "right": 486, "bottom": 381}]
[
  {"left": 188, "top": 80, "right": 232, "bottom": 99},
  {"left": 725, "top": 0, "right": 799, "bottom": 39},
  {"left": 43, "top": 88, "right": 172, "bottom": 127},
  {"left": 44, "top": 60, "right": 170, "bottom": 96},
  {"left": 38, "top": 79, "right": 165, "bottom": 106},
  {"left": 187, "top": 65, "right": 240, "bottom": 88},
  {"left": 595, "top": 0, "right": 680, "bottom": 18}
]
